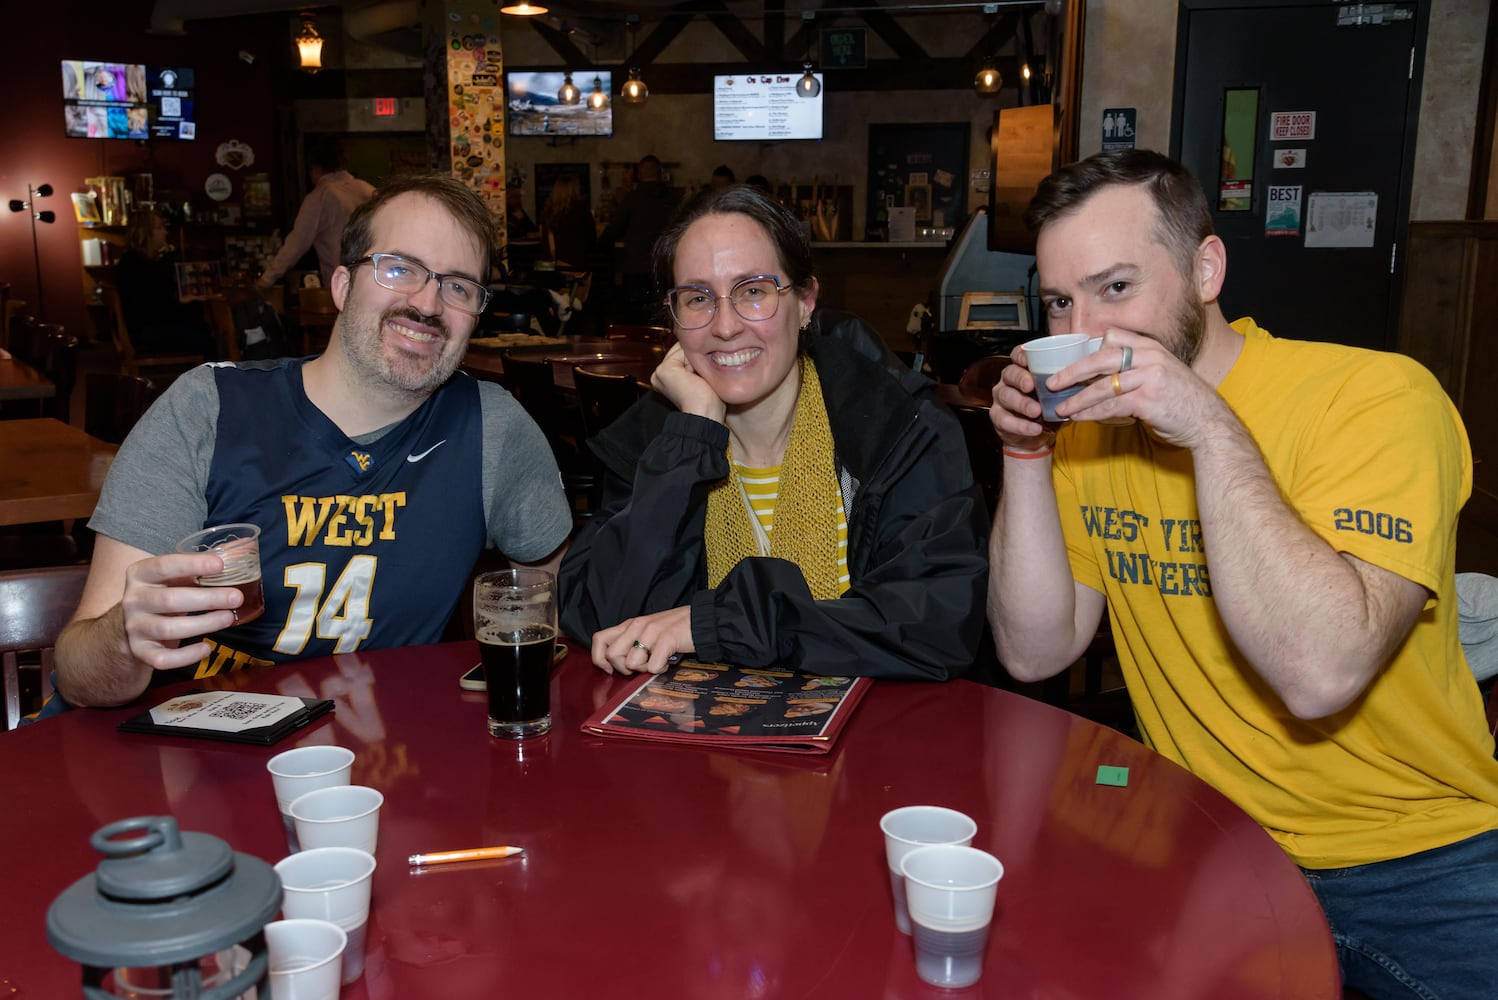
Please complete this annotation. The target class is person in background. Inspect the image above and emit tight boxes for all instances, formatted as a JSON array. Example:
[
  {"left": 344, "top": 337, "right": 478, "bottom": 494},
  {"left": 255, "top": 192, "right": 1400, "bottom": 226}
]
[
  {"left": 560, "top": 185, "right": 987, "bottom": 681},
  {"left": 985, "top": 148, "right": 1498, "bottom": 999},
  {"left": 745, "top": 175, "right": 773, "bottom": 197},
  {"left": 597, "top": 154, "right": 681, "bottom": 323},
  {"left": 256, "top": 135, "right": 374, "bottom": 292},
  {"left": 711, "top": 164, "right": 736, "bottom": 188},
  {"left": 53, "top": 173, "right": 570, "bottom": 712},
  {"left": 505, "top": 182, "right": 538, "bottom": 244},
  {"left": 113, "top": 208, "right": 218, "bottom": 358},
  {"left": 539, "top": 172, "right": 595, "bottom": 269}
]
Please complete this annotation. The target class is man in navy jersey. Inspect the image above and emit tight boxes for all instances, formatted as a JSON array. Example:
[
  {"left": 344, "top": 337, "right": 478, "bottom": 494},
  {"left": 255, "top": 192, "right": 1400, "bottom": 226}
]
[{"left": 55, "top": 173, "right": 571, "bottom": 709}]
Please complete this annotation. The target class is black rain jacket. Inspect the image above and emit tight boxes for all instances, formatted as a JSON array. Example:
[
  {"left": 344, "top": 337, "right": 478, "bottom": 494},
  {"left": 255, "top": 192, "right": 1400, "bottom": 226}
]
[{"left": 558, "top": 319, "right": 989, "bottom": 681}]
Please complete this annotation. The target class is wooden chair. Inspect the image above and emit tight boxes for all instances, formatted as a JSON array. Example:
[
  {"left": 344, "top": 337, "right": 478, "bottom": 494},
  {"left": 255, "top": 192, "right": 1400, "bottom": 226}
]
[
  {"left": 950, "top": 403, "right": 1002, "bottom": 517},
  {"left": 97, "top": 282, "right": 205, "bottom": 379},
  {"left": 0, "top": 563, "right": 89, "bottom": 729},
  {"left": 502, "top": 352, "right": 594, "bottom": 523},
  {"left": 956, "top": 354, "right": 1011, "bottom": 404},
  {"left": 296, "top": 286, "right": 338, "bottom": 355},
  {"left": 574, "top": 366, "right": 645, "bottom": 511},
  {"left": 83, "top": 371, "right": 158, "bottom": 445}
]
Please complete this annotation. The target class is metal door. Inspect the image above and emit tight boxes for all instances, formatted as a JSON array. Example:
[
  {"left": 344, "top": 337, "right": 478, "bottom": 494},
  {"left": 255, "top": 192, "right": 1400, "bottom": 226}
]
[{"left": 1171, "top": 0, "right": 1427, "bottom": 349}]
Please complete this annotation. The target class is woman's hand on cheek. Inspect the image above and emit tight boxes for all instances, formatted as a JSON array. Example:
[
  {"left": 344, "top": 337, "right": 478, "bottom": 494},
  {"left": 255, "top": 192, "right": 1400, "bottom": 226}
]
[{"left": 652, "top": 343, "right": 727, "bottom": 423}]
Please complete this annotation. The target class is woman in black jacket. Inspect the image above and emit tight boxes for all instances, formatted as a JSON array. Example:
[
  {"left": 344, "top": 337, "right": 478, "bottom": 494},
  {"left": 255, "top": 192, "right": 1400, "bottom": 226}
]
[{"left": 558, "top": 185, "right": 988, "bottom": 681}]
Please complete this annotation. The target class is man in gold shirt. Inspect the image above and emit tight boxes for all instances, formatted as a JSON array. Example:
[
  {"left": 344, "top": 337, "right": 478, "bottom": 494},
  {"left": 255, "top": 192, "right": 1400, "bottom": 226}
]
[{"left": 986, "top": 149, "right": 1498, "bottom": 999}]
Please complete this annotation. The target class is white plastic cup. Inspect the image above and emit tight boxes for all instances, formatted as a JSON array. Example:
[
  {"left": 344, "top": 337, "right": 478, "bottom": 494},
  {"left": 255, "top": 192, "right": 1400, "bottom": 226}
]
[
  {"left": 879, "top": 806, "right": 978, "bottom": 935},
  {"left": 288, "top": 784, "right": 383, "bottom": 856},
  {"left": 267, "top": 745, "right": 355, "bottom": 853},
  {"left": 901, "top": 844, "right": 1005, "bottom": 989},
  {"left": 1021, "top": 333, "right": 1103, "bottom": 421},
  {"left": 264, "top": 918, "right": 346, "bottom": 1000},
  {"left": 275, "top": 847, "right": 377, "bottom": 985}
]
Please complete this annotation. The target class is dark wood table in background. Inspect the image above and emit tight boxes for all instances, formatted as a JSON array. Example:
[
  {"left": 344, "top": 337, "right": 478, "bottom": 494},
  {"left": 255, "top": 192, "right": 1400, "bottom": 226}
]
[
  {"left": 0, "top": 418, "right": 115, "bottom": 526},
  {"left": 463, "top": 336, "right": 663, "bottom": 391},
  {"left": 1, "top": 642, "right": 1339, "bottom": 999},
  {"left": 0, "top": 356, "right": 55, "bottom": 403}
]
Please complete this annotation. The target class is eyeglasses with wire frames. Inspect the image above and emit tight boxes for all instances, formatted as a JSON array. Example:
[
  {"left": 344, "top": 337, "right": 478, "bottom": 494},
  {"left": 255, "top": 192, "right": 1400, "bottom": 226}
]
[
  {"left": 664, "top": 274, "right": 794, "bottom": 330},
  {"left": 346, "top": 253, "right": 492, "bottom": 315}
]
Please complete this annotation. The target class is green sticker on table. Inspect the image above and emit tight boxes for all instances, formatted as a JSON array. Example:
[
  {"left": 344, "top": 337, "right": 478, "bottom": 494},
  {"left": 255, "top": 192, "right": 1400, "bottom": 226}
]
[{"left": 1096, "top": 765, "right": 1130, "bottom": 787}]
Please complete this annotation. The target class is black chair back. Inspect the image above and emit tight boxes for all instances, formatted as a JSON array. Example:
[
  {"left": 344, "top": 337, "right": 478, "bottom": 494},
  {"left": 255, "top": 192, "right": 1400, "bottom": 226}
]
[{"left": 84, "top": 372, "right": 158, "bottom": 445}]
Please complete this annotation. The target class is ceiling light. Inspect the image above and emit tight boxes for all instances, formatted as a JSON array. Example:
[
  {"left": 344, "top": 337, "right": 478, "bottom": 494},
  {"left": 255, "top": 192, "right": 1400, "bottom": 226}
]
[
  {"left": 620, "top": 67, "right": 648, "bottom": 105},
  {"left": 974, "top": 59, "right": 1001, "bottom": 95},
  {"left": 587, "top": 75, "right": 608, "bottom": 111},
  {"left": 500, "top": 2, "right": 548, "bottom": 14},
  {"left": 796, "top": 63, "right": 821, "bottom": 99},
  {"left": 296, "top": 17, "right": 323, "bottom": 73}
]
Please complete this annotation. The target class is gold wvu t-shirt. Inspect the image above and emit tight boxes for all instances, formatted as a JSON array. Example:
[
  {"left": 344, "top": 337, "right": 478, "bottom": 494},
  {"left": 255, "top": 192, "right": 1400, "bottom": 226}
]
[{"left": 1054, "top": 317, "right": 1498, "bottom": 868}]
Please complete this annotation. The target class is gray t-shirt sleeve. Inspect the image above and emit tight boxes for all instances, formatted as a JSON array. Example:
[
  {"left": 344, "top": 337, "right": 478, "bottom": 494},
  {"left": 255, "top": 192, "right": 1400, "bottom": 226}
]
[
  {"left": 477, "top": 380, "right": 572, "bottom": 562},
  {"left": 88, "top": 365, "right": 219, "bottom": 555}
]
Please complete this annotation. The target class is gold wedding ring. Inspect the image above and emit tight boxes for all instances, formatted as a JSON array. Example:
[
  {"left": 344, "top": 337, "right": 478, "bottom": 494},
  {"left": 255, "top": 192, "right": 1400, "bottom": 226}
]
[{"left": 1111, "top": 373, "right": 1123, "bottom": 396}]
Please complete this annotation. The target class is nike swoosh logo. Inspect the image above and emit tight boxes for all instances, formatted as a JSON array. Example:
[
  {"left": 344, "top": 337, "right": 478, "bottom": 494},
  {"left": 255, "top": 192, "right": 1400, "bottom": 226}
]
[{"left": 406, "top": 440, "right": 448, "bottom": 463}]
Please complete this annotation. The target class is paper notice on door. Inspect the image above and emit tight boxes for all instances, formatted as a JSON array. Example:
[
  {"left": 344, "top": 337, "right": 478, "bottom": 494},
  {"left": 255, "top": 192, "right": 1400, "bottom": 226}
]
[
  {"left": 1304, "top": 192, "right": 1377, "bottom": 248},
  {"left": 1265, "top": 186, "right": 1302, "bottom": 237}
]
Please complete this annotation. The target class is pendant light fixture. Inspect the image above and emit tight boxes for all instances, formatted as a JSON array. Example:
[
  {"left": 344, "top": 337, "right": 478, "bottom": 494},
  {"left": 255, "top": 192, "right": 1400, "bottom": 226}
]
[
  {"left": 796, "top": 62, "right": 821, "bottom": 98},
  {"left": 619, "top": 16, "right": 648, "bottom": 106},
  {"left": 499, "top": 2, "right": 548, "bottom": 14},
  {"left": 587, "top": 75, "right": 608, "bottom": 111},
  {"left": 557, "top": 72, "right": 580, "bottom": 106},
  {"left": 974, "top": 59, "right": 1001, "bottom": 95},
  {"left": 295, "top": 15, "right": 323, "bottom": 73}
]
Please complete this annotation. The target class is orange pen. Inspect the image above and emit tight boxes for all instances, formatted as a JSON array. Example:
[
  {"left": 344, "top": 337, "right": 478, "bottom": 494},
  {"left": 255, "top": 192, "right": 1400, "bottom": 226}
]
[{"left": 408, "top": 846, "right": 525, "bottom": 866}]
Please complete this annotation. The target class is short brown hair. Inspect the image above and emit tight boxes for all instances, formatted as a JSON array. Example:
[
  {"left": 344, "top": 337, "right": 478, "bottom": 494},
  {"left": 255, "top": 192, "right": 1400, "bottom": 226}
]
[
  {"left": 341, "top": 172, "right": 497, "bottom": 277},
  {"left": 1025, "top": 150, "right": 1213, "bottom": 276}
]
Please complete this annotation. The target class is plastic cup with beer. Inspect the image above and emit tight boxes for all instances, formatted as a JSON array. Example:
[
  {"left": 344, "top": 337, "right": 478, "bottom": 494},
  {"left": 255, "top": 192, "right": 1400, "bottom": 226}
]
[
  {"left": 900, "top": 844, "right": 1004, "bottom": 989},
  {"left": 175, "top": 522, "right": 264, "bottom": 625},
  {"left": 879, "top": 806, "right": 978, "bottom": 935},
  {"left": 473, "top": 568, "right": 557, "bottom": 739}
]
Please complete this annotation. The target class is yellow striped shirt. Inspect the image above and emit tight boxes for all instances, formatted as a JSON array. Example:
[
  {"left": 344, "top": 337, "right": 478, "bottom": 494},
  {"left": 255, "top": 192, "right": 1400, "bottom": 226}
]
[{"left": 734, "top": 462, "right": 850, "bottom": 595}]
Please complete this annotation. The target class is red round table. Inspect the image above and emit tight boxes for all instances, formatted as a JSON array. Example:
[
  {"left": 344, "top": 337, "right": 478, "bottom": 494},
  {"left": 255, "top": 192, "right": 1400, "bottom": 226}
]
[{"left": 0, "top": 642, "right": 1338, "bottom": 999}]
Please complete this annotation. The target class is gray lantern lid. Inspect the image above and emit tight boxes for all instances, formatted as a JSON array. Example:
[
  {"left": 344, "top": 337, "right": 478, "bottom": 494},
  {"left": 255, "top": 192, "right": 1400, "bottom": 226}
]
[{"left": 47, "top": 816, "right": 282, "bottom": 969}]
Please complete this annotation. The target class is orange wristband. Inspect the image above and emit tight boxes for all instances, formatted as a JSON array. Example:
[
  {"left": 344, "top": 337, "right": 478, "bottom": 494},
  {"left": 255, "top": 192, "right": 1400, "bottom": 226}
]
[{"left": 1002, "top": 447, "right": 1054, "bottom": 460}]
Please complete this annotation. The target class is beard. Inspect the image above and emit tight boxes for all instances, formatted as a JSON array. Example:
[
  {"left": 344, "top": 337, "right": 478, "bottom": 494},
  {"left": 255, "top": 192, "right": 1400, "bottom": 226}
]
[
  {"left": 1168, "top": 289, "right": 1207, "bottom": 368},
  {"left": 337, "top": 302, "right": 464, "bottom": 395}
]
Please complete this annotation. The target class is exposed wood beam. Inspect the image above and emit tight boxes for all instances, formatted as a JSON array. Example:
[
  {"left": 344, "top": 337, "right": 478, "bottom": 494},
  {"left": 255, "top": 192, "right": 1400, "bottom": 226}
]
[
  {"left": 963, "top": 12, "right": 1019, "bottom": 61},
  {"left": 529, "top": 19, "right": 590, "bottom": 66},
  {"left": 632, "top": 9, "right": 695, "bottom": 65},
  {"left": 764, "top": 0, "right": 786, "bottom": 62},
  {"left": 862, "top": 2, "right": 927, "bottom": 62},
  {"left": 704, "top": 1, "right": 767, "bottom": 61}
]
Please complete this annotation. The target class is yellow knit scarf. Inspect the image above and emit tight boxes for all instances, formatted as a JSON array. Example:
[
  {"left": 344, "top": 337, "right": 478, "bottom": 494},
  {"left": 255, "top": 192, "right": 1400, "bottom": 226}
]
[{"left": 704, "top": 357, "right": 843, "bottom": 599}]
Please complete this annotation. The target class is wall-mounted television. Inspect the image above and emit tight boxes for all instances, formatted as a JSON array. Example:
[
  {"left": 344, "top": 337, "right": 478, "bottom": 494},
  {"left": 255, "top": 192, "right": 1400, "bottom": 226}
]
[
  {"left": 61, "top": 60, "right": 195, "bottom": 140},
  {"left": 505, "top": 70, "right": 613, "bottom": 138},
  {"left": 713, "top": 73, "right": 823, "bottom": 142}
]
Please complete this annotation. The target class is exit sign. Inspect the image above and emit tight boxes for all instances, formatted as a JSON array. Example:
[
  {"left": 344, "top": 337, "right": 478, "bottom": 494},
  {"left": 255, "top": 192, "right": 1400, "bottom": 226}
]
[{"left": 373, "top": 97, "right": 399, "bottom": 117}]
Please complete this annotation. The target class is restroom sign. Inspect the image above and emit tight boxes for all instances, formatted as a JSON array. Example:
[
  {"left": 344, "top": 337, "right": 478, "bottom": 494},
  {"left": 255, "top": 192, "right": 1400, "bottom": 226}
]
[{"left": 1270, "top": 111, "right": 1316, "bottom": 141}]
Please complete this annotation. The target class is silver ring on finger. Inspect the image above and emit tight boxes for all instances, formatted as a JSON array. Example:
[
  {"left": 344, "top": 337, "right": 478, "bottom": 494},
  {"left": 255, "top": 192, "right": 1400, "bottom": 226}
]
[
  {"left": 631, "top": 639, "right": 652, "bottom": 658},
  {"left": 1120, "top": 345, "right": 1133, "bottom": 373}
]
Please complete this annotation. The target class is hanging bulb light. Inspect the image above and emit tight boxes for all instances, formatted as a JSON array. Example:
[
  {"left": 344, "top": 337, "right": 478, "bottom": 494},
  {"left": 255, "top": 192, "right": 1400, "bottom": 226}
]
[
  {"left": 557, "top": 72, "right": 580, "bottom": 106},
  {"left": 974, "top": 58, "right": 1001, "bottom": 95},
  {"left": 587, "top": 75, "right": 608, "bottom": 111},
  {"left": 796, "top": 62, "right": 821, "bottom": 99},
  {"left": 620, "top": 68, "right": 648, "bottom": 105},
  {"left": 295, "top": 16, "right": 323, "bottom": 73},
  {"left": 1021, "top": 62, "right": 1033, "bottom": 82},
  {"left": 499, "top": 2, "right": 548, "bottom": 14}
]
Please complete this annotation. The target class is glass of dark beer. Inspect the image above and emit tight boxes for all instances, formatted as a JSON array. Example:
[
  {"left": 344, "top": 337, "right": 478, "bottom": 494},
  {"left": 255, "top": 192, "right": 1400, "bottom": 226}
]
[
  {"left": 175, "top": 522, "right": 264, "bottom": 625},
  {"left": 474, "top": 568, "right": 556, "bottom": 738}
]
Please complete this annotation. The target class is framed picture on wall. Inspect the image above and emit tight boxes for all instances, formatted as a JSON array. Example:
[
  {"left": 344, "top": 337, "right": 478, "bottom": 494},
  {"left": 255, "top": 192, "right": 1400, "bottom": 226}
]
[{"left": 905, "top": 183, "right": 932, "bottom": 223}]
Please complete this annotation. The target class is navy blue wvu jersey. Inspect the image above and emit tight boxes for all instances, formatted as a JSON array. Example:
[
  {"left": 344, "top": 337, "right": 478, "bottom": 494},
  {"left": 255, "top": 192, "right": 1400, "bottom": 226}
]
[{"left": 184, "top": 359, "right": 487, "bottom": 680}]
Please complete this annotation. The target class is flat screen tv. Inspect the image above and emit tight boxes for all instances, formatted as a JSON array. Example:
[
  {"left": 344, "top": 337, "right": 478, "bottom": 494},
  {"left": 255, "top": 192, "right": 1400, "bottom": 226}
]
[
  {"left": 61, "top": 60, "right": 195, "bottom": 140},
  {"left": 506, "top": 70, "right": 613, "bottom": 137},
  {"left": 713, "top": 73, "right": 823, "bottom": 142}
]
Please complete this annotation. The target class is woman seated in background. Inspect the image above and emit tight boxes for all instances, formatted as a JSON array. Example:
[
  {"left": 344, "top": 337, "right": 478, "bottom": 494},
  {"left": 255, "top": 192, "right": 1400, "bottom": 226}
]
[
  {"left": 558, "top": 185, "right": 988, "bottom": 681},
  {"left": 539, "top": 172, "right": 595, "bottom": 269},
  {"left": 113, "top": 209, "right": 218, "bottom": 358}
]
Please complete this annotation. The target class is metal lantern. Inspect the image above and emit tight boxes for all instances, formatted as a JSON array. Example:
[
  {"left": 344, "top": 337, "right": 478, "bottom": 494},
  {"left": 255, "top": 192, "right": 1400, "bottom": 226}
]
[{"left": 47, "top": 816, "right": 282, "bottom": 1000}]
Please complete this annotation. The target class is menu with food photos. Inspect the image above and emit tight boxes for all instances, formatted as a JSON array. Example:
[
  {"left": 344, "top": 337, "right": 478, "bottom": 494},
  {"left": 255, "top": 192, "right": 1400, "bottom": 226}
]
[{"left": 581, "top": 662, "right": 871, "bottom": 755}]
